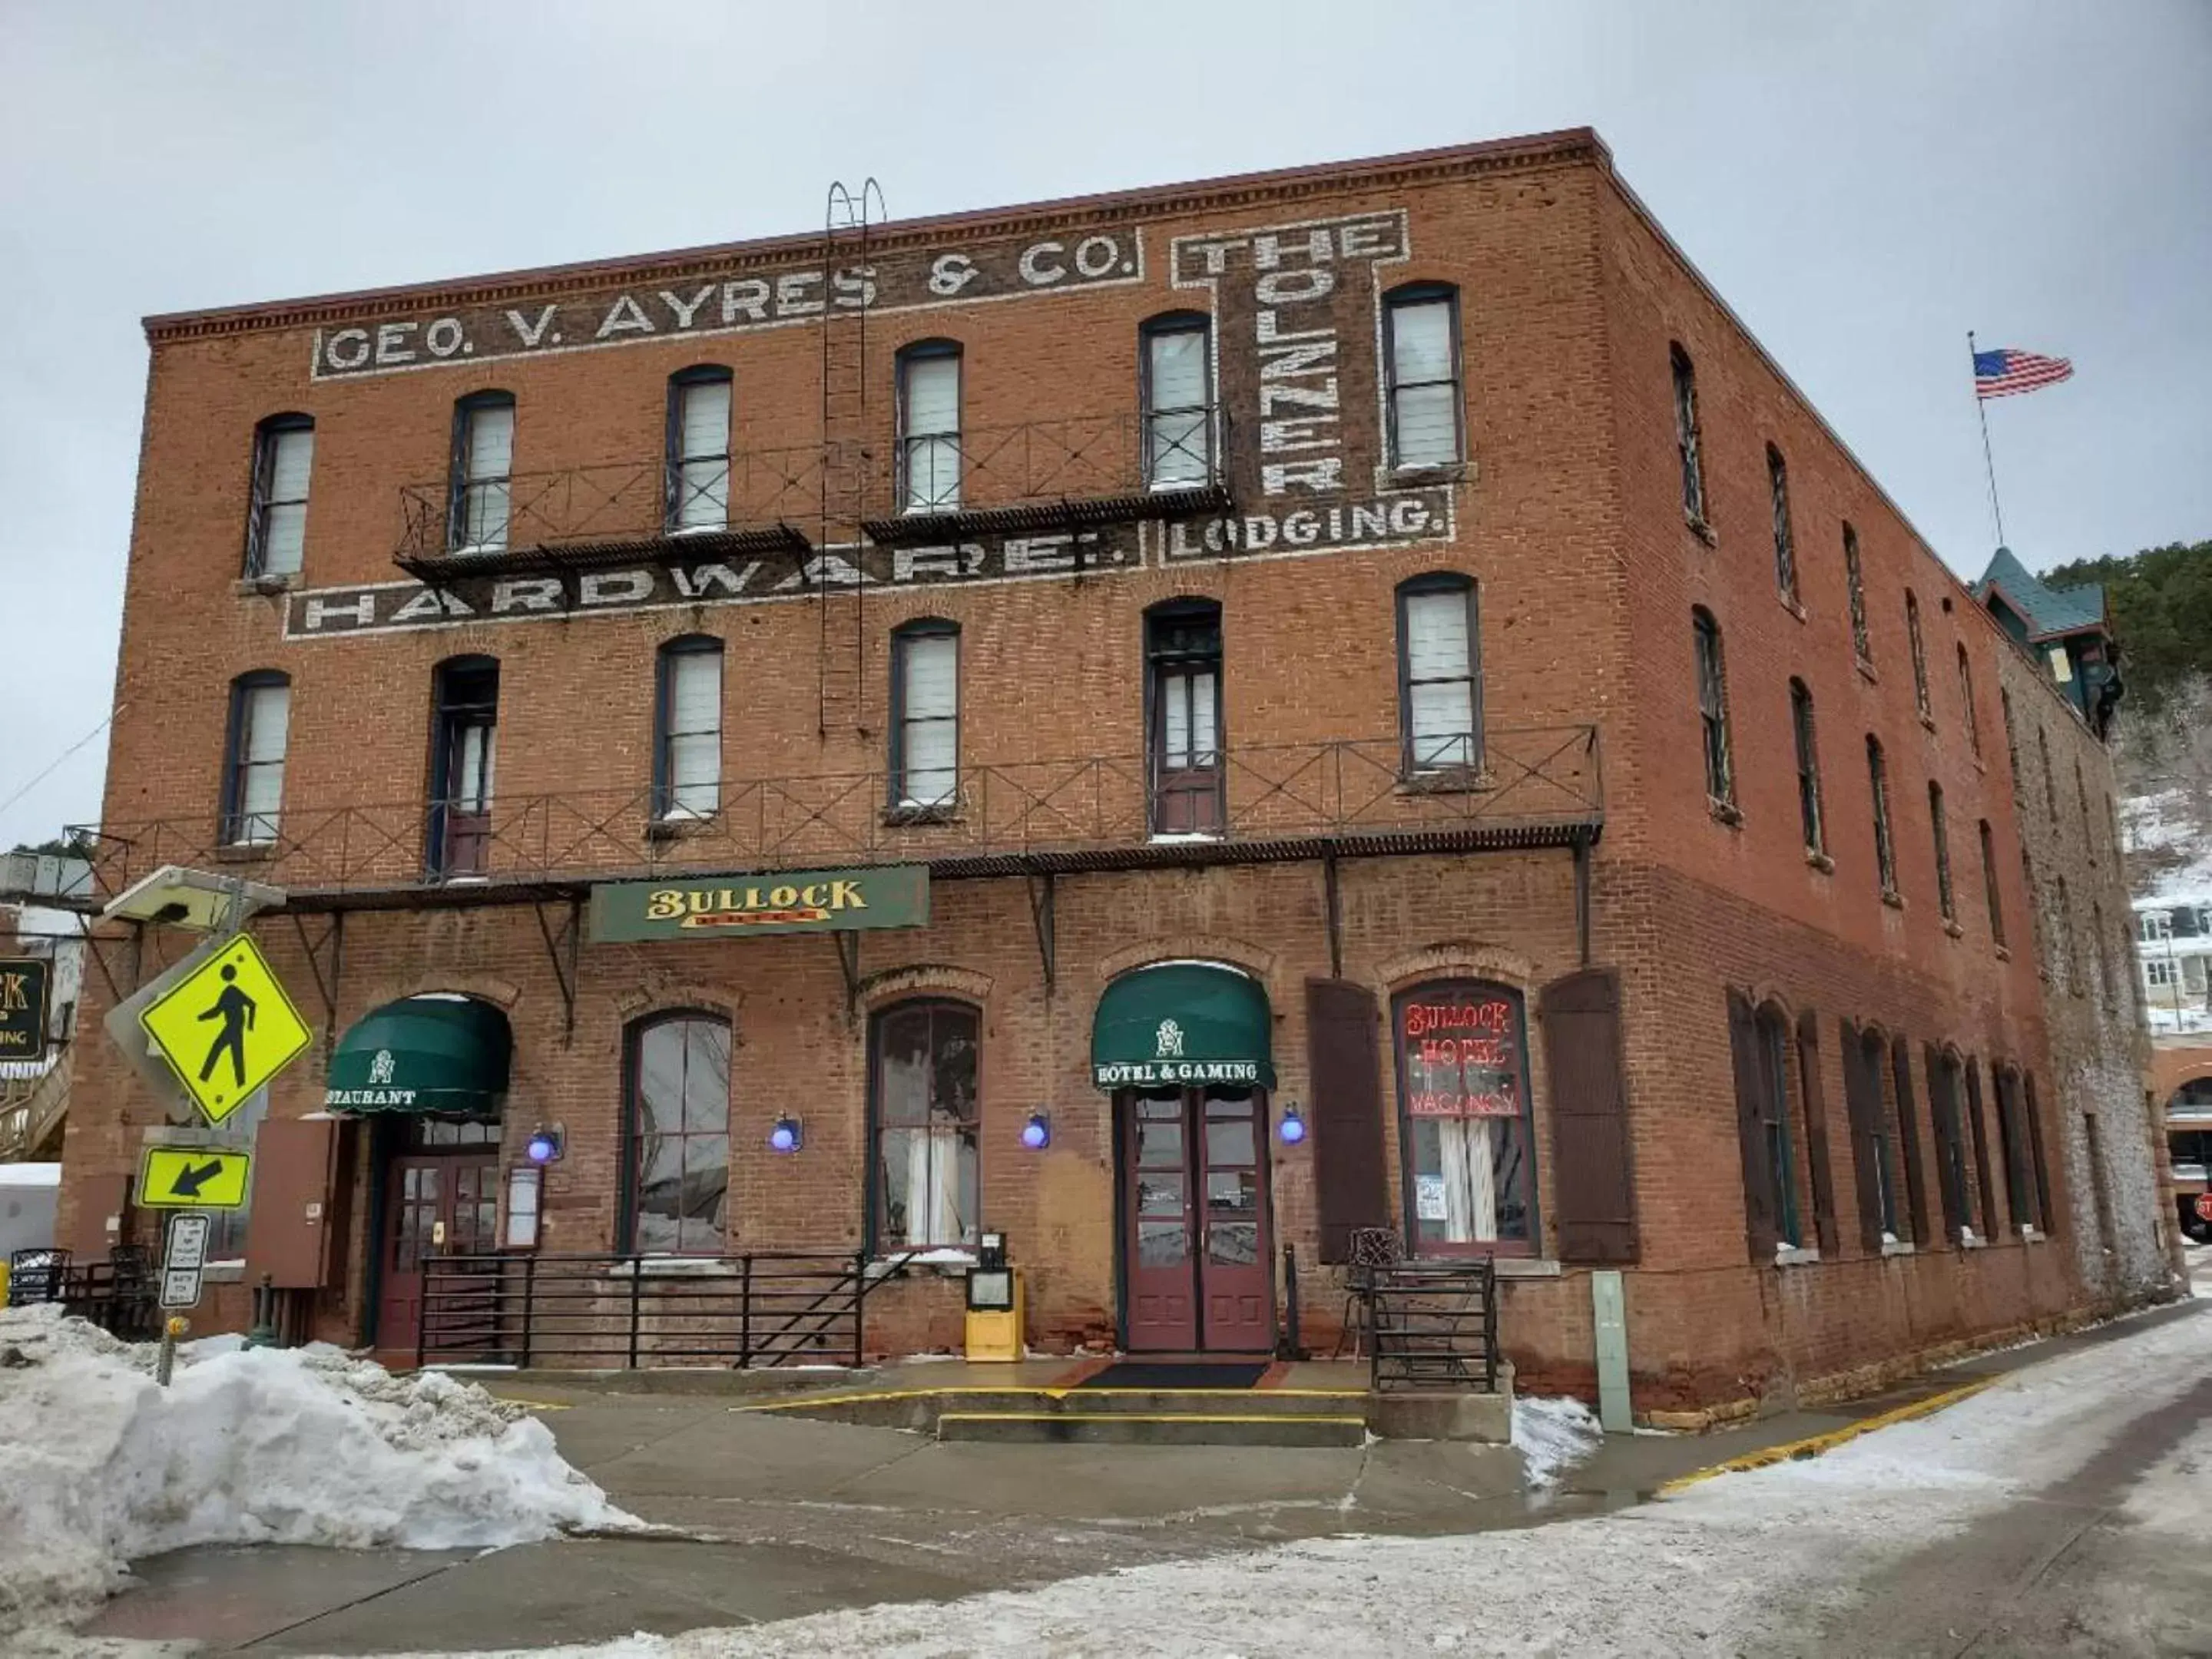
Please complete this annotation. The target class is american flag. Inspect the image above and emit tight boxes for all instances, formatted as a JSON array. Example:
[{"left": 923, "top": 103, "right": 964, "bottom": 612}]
[{"left": 1973, "top": 346, "right": 2074, "bottom": 399}]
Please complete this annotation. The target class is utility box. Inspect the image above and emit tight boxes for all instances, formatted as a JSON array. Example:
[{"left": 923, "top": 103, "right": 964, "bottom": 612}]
[
  {"left": 963, "top": 1230, "right": 1024, "bottom": 1363},
  {"left": 245, "top": 1117, "right": 352, "bottom": 1289}
]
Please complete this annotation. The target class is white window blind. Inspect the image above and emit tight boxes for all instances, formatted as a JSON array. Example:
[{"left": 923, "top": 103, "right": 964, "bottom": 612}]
[
  {"left": 454, "top": 724, "right": 495, "bottom": 812},
  {"left": 1147, "top": 328, "right": 1209, "bottom": 486},
  {"left": 1404, "top": 589, "right": 1475, "bottom": 767},
  {"left": 902, "top": 355, "right": 960, "bottom": 512},
  {"left": 662, "top": 647, "right": 722, "bottom": 816},
  {"left": 673, "top": 379, "right": 731, "bottom": 531},
  {"left": 1389, "top": 298, "right": 1459, "bottom": 468},
  {"left": 233, "top": 683, "right": 290, "bottom": 842},
  {"left": 257, "top": 427, "right": 313, "bottom": 575},
  {"left": 458, "top": 402, "right": 515, "bottom": 551},
  {"left": 899, "top": 633, "right": 959, "bottom": 805},
  {"left": 1162, "top": 670, "right": 1218, "bottom": 769}
]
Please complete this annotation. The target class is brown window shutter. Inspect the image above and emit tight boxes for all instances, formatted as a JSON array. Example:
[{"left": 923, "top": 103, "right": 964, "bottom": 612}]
[
  {"left": 1306, "top": 977, "right": 1388, "bottom": 1265},
  {"left": 1793, "top": 1010, "right": 1839, "bottom": 1256},
  {"left": 1838, "top": 1019, "right": 1887, "bottom": 1253},
  {"left": 1727, "top": 988, "right": 1778, "bottom": 1261},
  {"left": 1891, "top": 1039, "right": 1931, "bottom": 1246},
  {"left": 1962, "top": 1056, "right": 1998, "bottom": 1238},
  {"left": 2024, "top": 1072, "right": 2057, "bottom": 1236},
  {"left": 1539, "top": 966, "right": 1638, "bottom": 1264}
]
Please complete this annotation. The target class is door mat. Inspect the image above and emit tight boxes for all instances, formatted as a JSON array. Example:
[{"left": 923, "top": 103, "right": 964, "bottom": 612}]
[{"left": 1074, "top": 1360, "right": 1270, "bottom": 1390}]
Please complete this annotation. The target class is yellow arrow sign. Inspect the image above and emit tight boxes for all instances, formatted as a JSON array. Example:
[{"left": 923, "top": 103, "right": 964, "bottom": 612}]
[
  {"left": 139, "top": 1145, "right": 253, "bottom": 1210},
  {"left": 139, "top": 935, "right": 313, "bottom": 1126}
]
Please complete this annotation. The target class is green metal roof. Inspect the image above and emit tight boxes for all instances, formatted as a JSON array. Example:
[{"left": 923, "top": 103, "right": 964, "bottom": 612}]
[
  {"left": 1091, "top": 962, "right": 1275, "bottom": 1090},
  {"left": 1973, "top": 546, "right": 2107, "bottom": 641}
]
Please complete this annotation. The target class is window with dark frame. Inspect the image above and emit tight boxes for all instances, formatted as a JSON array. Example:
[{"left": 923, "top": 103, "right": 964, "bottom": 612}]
[
  {"left": 1693, "top": 608, "right": 1734, "bottom": 808},
  {"left": 1768, "top": 444, "right": 1797, "bottom": 601},
  {"left": 2091, "top": 901, "right": 2113, "bottom": 1006},
  {"left": 870, "top": 1000, "right": 980, "bottom": 1252},
  {"left": 1843, "top": 524, "right": 1871, "bottom": 663},
  {"left": 654, "top": 637, "right": 723, "bottom": 820},
  {"left": 625, "top": 1013, "right": 731, "bottom": 1256},
  {"left": 1397, "top": 575, "right": 1481, "bottom": 770},
  {"left": 2057, "top": 874, "right": 2079, "bottom": 993},
  {"left": 1992, "top": 1065, "right": 2037, "bottom": 1232},
  {"left": 1906, "top": 591, "right": 1932, "bottom": 718},
  {"left": 1671, "top": 343, "right": 1706, "bottom": 527},
  {"left": 897, "top": 342, "right": 961, "bottom": 513},
  {"left": 667, "top": 367, "right": 732, "bottom": 532},
  {"left": 1386, "top": 284, "right": 1462, "bottom": 470},
  {"left": 890, "top": 620, "right": 959, "bottom": 809},
  {"left": 449, "top": 391, "right": 515, "bottom": 552},
  {"left": 1999, "top": 687, "right": 2020, "bottom": 781},
  {"left": 1929, "top": 780, "right": 1955, "bottom": 922},
  {"left": 1929, "top": 1049, "right": 1974, "bottom": 1241},
  {"left": 221, "top": 671, "right": 291, "bottom": 844},
  {"left": 2037, "top": 726, "right": 2058, "bottom": 820},
  {"left": 1979, "top": 819, "right": 2006, "bottom": 946},
  {"left": 1141, "top": 314, "right": 1214, "bottom": 488},
  {"left": 1756, "top": 1005, "right": 1800, "bottom": 1249},
  {"left": 1867, "top": 735, "right": 1896, "bottom": 896},
  {"left": 2075, "top": 759, "right": 2095, "bottom": 866},
  {"left": 1394, "top": 980, "right": 1537, "bottom": 1253},
  {"left": 1957, "top": 644, "right": 1982, "bottom": 757},
  {"left": 1790, "top": 678, "right": 1825, "bottom": 856},
  {"left": 1853, "top": 1026, "right": 1899, "bottom": 1242},
  {"left": 245, "top": 414, "right": 314, "bottom": 578}
]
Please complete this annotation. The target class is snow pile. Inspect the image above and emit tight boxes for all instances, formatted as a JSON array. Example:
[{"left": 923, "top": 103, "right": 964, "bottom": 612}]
[
  {"left": 0, "top": 1306, "right": 634, "bottom": 1635},
  {"left": 1509, "top": 1393, "right": 1602, "bottom": 1487}
]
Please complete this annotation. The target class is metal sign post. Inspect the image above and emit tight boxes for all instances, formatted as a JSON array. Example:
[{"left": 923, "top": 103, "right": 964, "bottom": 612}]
[{"left": 154, "top": 1211, "right": 210, "bottom": 1387}]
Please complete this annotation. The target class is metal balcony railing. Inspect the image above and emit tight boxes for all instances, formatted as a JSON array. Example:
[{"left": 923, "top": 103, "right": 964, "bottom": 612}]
[{"left": 67, "top": 727, "right": 1601, "bottom": 906}]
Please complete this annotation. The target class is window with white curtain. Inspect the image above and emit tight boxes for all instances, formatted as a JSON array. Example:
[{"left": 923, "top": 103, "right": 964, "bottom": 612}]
[
  {"left": 1386, "top": 287, "right": 1461, "bottom": 469},
  {"left": 656, "top": 638, "right": 723, "bottom": 818},
  {"left": 1394, "top": 982, "right": 1536, "bottom": 1253},
  {"left": 892, "top": 623, "right": 959, "bottom": 807},
  {"left": 1398, "top": 575, "right": 1479, "bottom": 770},
  {"left": 223, "top": 673, "right": 290, "bottom": 844},
  {"left": 872, "top": 1001, "right": 980, "bottom": 1251},
  {"left": 668, "top": 371, "right": 731, "bottom": 531},
  {"left": 627, "top": 1015, "right": 730, "bottom": 1256},
  {"left": 1143, "top": 316, "right": 1211, "bottom": 487},
  {"left": 247, "top": 416, "right": 314, "bottom": 577},
  {"left": 451, "top": 393, "right": 515, "bottom": 551},
  {"left": 899, "top": 346, "right": 961, "bottom": 512}
]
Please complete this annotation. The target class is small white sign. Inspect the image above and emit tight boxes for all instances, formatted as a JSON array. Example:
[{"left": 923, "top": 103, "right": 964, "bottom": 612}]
[
  {"left": 164, "top": 1212, "right": 211, "bottom": 1273},
  {"left": 159, "top": 1267, "right": 204, "bottom": 1310},
  {"left": 1416, "top": 1174, "right": 1450, "bottom": 1222}
]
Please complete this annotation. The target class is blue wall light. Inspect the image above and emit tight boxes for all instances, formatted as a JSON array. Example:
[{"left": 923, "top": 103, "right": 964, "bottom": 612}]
[
  {"left": 1021, "top": 1110, "right": 1051, "bottom": 1150},
  {"left": 768, "top": 1114, "right": 803, "bottom": 1154},
  {"left": 1277, "top": 1102, "right": 1307, "bottom": 1146},
  {"left": 525, "top": 1128, "right": 563, "bottom": 1164}
]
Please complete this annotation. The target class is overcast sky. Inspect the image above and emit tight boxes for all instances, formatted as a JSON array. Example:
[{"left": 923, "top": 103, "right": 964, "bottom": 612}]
[{"left": 2, "top": 0, "right": 2206, "bottom": 850}]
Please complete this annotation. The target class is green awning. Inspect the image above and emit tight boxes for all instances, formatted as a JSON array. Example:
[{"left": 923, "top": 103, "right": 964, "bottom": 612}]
[
  {"left": 324, "top": 996, "right": 511, "bottom": 1115},
  {"left": 1091, "top": 962, "right": 1274, "bottom": 1090}
]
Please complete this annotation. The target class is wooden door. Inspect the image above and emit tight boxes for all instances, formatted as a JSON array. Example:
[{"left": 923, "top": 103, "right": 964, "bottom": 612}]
[
  {"left": 1123, "top": 1091, "right": 1197, "bottom": 1350},
  {"left": 375, "top": 1153, "right": 498, "bottom": 1349},
  {"left": 1194, "top": 1089, "right": 1273, "bottom": 1349},
  {"left": 1120, "top": 1088, "right": 1274, "bottom": 1353}
]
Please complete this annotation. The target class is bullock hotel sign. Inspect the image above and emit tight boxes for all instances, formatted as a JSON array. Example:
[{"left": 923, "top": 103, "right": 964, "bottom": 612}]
[{"left": 588, "top": 865, "right": 929, "bottom": 943}]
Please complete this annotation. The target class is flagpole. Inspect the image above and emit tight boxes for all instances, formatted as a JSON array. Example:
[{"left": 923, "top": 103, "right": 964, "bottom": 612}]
[{"left": 1969, "top": 329, "right": 2007, "bottom": 548}]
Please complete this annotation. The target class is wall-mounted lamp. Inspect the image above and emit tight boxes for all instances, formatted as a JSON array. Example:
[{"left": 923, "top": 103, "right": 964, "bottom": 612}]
[
  {"left": 1021, "top": 1110, "right": 1051, "bottom": 1150},
  {"left": 768, "top": 1114, "right": 803, "bottom": 1154},
  {"left": 525, "top": 1127, "right": 564, "bottom": 1164},
  {"left": 1277, "top": 1101, "right": 1307, "bottom": 1146}
]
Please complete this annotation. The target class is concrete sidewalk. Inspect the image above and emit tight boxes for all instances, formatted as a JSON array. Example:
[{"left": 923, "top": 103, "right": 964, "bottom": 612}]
[{"left": 84, "top": 1298, "right": 2206, "bottom": 1654}]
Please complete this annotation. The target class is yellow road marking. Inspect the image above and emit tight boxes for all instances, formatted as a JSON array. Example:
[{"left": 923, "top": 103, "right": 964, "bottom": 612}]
[
  {"left": 1654, "top": 1375, "right": 2000, "bottom": 1496},
  {"left": 936, "top": 1411, "right": 1368, "bottom": 1426},
  {"left": 489, "top": 1396, "right": 575, "bottom": 1412}
]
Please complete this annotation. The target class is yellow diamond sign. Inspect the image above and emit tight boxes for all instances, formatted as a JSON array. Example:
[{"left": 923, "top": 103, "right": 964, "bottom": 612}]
[{"left": 140, "top": 935, "right": 313, "bottom": 1125}]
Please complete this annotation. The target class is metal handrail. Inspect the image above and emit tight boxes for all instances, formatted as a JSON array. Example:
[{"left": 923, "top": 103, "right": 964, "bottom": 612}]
[
  {"left": 68, "top": 728, "right": 1601, "bottom": 902},
  {"left": 1367, "top": 1257, "right": 1501, "bottom": 1393}
]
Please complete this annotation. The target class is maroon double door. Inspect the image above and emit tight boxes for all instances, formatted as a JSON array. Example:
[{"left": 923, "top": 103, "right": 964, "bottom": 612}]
[
  {"left": 374, "top": 1153, "right": 498, "bottom": 1351},
  {"left": 1120, "top": 1086, "right": 1275, "bottom": 1352}
]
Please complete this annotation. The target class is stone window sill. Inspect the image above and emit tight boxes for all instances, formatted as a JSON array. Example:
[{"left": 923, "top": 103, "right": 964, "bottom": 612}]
[
  {"left": 1959, "top": 1229, "right": 1987, "bottom": 1250},
  {"left": 611, "top": 1257, "right": 739, "bottom": 1279},
  {"left": 202, "top": 1261, "right": 247, "bottom": 1283},
  {"left": 1942, "top": 919, "right": 1965, "bottom": 939},
  {"left": 869, "top": 1248, "right": 977, "bottom": 1276},
  {"left": 644, "top": 813, "right": 719, "bottom": 843},
  {"left": 214, "top": 843, "right": 276, "bottom": 864},
  {"left": 1995, "top": 944, "right": 2012, "bottom": 962},
  {"left": 1492, "top": 1258, "right": 1563, "bottom": 1279},
  {"left": 1395, "top": 767, "right": 1494, "bottom": 799},
  {"left": 1879, "top": 1237, "right": 1915, "bottom": 1258},
  {"left": 1773, "top": 1245, "right": 1820, "bottom": 1268},
  {"left": 884, "top": 803, "right": 962, "bottom": 828},
  {"left": 1856, "top": 657, "right": 1879, "bottom": 685},
  {"left": 232, "top": 573, "right": 299, "bottom": 598},
  {"left": 2022, "top": 1225, "right": 2047, "bottom": 1244},
  {"left": 1686, "top": 514, "right": 1717, "bottom": 547},
  {"left": 1710, "top": 799, "right": 1743, "bottom": 829},
  {"left": 1880, "top": 888, "right": 1905, "bottom": 911},
  {"left": 1806, "top": 849, "right": 1835, "bottom": 875},
  {"left": 1778, "top": 591, "right": 1806, "bottom": 623},
  {"left": 1391, "top": 460, "right": 1469, "bottom": 488},
  {"left": 1918, "top": 712, "right": 1937, "bottom": 734}
]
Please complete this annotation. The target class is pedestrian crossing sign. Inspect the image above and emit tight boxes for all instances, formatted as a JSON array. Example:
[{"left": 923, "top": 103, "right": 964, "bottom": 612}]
[{"left": 139, "top": 935, "right": 313, "bottom": 1125}]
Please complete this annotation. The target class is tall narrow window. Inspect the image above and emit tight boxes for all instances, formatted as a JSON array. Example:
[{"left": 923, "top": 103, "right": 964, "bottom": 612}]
[
  {"left": 428, "top": 655, "right": 498, "bottom": 880},
  {"left": 1397, "top": 575, "right": 1481, "bottom": 770},
  {"left": 2091, "top": 901, "right": 2113, "bottom": 1006},
  {"left": 1844, "top": 1025, "right": 1899, "bottom": 1245},
  {"left": 1147, "top": 601, "right": 1224, "bottom": 836},
  {"left": 2057, "top": 874, "right": 2078, "bottom": 993},
  {"left": 897, "top": 343, "right": 961, "bottom": 513},
  {"left": 1999, "top": 687, "right": 2020, "bottom": 782},
  {"left": 1671, "top": 343, "right": 1706, "bottom": 526},
  {"left": 1398, "top": 982, "right": 1538, "bottom": 1250},
  {"left": 1141, "top": 314, "right": 1214, "bottom": 488},
  {"left": 654, "top": 637, "right": 723, "bottom": 819},
  {"left": 1929, "top": 781, "right": 1955, "bottom": 922},
  {"left": 870, "top": 1000, "right": 981, "bottom": 1250},
  {"left": 626, "top": 1013, "right": 731, "bottom": 1256},
  {"left": 1867, "top": 737, "right": 1896, "bottom": 896},
  {"left": 221, "top": 671, "right": 291, "bottom": 844},
  {"left": 1728, "top": 993, "right": 1800, "bottom": 1256},
  {"left": 667, "top": 368, "right": 732, "bottom": 531},
  {"left": 1957, "top": 645, "right": 1982, "bottom": 757},
  {"left": 1843, "top": 524, "right": 1870, "bottom": 663},
  {"left": 2037, "top": 726, "right": 2058, "bottom": 820},
  {"left": 245, "top": 415, "right": 314, "bottom": 577},
  {"left": 891, "top": 621, "right": 959, "bottom": 809},
  {"left": 449, "top": 391, "right": 515, "bottom": 552},
  {"left": 1767, "top": 445, "right": 1797, "bottom": 601},
  {"left": 1386, "top": 286, "right": 1462, "bottom": 470},
  {"left": 1790, "top": 679, "right": 1825, "bottom": 856},
  {"left": 1992, "top": 1065, "right": 2036, "bottom": 1233},
  {"left": 1693, "top": 608, "right": 1734, "bottom": 808},
  {"left": 1979, "top": 819, "right": 2006, "bottom": 947},
  {"left": 1929, "top": 1049, "right": 1974, "bottom": 1240},
  {"left": 1906, "top": 592, "right": 1931, "bottom": 718},
  {"left": 2075, "top": 759, "right": 2095, "bottom": 866}
]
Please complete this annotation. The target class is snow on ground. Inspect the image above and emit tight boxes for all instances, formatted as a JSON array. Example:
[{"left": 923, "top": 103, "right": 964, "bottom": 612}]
[
  {"left": 369, "top": 1309, "right": 2212, "bottom": 1659},
  {"left": 2124, "top": 787, "right": 2212, "bottom": 908},
  {"left": 0, "top": 1306, "right": 635, "bottom": 1638},
  {"left": 1508, "top": 1393, "right": 1602, "bottom": 1488}
]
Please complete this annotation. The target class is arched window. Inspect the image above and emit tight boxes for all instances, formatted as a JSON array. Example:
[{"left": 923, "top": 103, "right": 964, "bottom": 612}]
[
  {"left": 449, "top": 390, "right": 515, "bottom": 551},
  {"left": 1146, "top": 598, "right": 1224, "bottom": 836},
  {"left": 1767, "top": 444, "right": 1796, "bottom": 600},
  {"left": 869, "top": 999, "right": 980, "bottom": 1251},
  {"left": 1396, "top": 573, "right": 1480, "bottom": 771},
  {"left": 1906, "top": 591, "right": 1932, "bottom": 718},
  {"left": 1670, "top": 343, "right": 1704, "bottom": 525},
  {"left": 1727, "top": 991, "right": 1800, "bottom": 1254},
  {"left": 1693, "top": 608, "right": 1734, "bottom": 807},
  {"left": 654, "top": 635, "right": 724, "bottom": 820},
  {"left": 1790, "top": 678, "right": 1824, "bottom": 856},
  {"left": 1140, "top": 312, "right": 1213, "bottom": 488},
  {"left": 896, "top": 341, "right": 961, "bottom": 512},
  {"left": 1392, "top": 980, "right": 1536, "bottom": 1253},
  {"left": 889, "top": 619, "right": 959, "bottom": 810},
  {"left": 1386, "top": 284, "right": 1463, "bottom": 470},
  {"left": 666, "top": 366, "right": 733, "bottom": 531},
  {"left": 1841, "top": 1021, "right": 1899, "bottom": 1244},
  {"left": 245, "top": 414, "right": 314, "bottom": 577},
  {"left": 625, "top": 1012, "right": 731, "bottom": 1255},
  {"left": 221, "top": 670, "right": 291, "bottom": 845}
]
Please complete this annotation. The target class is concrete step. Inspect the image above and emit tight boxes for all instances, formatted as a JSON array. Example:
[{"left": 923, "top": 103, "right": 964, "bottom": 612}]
[
  {"left": 937, "top": 1410, "right": 1368, "bottom": 1448},
  {"left": 1044, "top": 1387, "right": 1369, "bottom": 1417}
]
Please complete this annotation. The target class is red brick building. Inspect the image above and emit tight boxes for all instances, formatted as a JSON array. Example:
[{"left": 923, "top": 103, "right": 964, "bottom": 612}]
[{"left": 55, "top": 129, "right": 2151, "bottom": 1412}]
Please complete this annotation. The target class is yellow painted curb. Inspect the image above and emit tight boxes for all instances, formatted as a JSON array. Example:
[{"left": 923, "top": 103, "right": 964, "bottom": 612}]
[
  {"left": 1654, "top": 1375, "right": 1999, "bottom": 1496},
  {"left": 489, "top": 1396, "right": 576, "bottom": 1412},
  {"left": 937, "top": 1411, "right": 1369, "bottom": 1426},
  {"left": 731, "top": 1385, "right": 1366, "bottom": 1413}
]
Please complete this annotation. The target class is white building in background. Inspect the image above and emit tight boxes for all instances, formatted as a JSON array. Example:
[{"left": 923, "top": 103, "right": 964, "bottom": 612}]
[{"left": 2133, "top": 898, "right": 2212, "bottom": 1035}]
